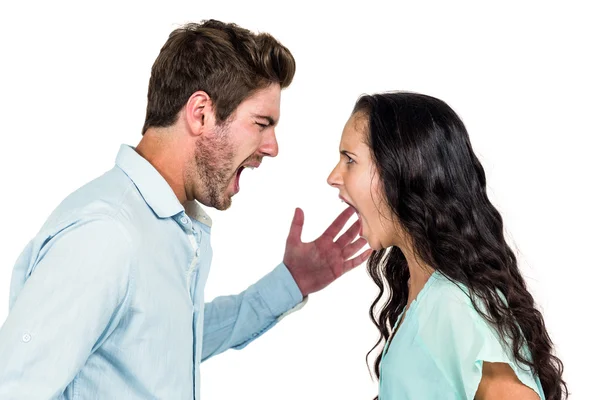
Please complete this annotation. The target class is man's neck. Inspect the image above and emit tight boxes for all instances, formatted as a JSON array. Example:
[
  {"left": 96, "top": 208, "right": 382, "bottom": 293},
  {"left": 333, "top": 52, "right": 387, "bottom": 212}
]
[{"left": 136, "top": 132, "right": 188, "bottom": 204}]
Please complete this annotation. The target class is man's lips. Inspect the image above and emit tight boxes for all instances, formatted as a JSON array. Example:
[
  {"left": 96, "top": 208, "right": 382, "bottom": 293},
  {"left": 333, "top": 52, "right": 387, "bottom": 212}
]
[
  {"left": 233, "top": 161, "right": 262, "bottom": 194},
  {"left": 234, "top": 161, "right": 261, "bottom": 178},
  {"left": 243, "top": 162, "right": 261, "bottom": 169},
  {"left": 238, "top": 160, "right": 262, "bottom": 173}
]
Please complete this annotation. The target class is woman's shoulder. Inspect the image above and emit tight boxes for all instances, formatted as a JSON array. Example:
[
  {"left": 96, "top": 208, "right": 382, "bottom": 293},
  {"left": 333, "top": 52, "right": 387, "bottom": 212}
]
[
  {"left": 418, "top": 271, "right": 481, "bottom": 322},
  {"left": 413, "top": 271, "right": 543, "bottom": 399},
  {"left": 416, "top": 271, "right": 507, "bottom": 350}
]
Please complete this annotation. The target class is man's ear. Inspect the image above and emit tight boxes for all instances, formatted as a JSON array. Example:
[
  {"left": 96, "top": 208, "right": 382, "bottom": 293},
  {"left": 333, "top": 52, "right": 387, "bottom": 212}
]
[{"left": 185, "top": 91, "right": 215, "bottom": 137}]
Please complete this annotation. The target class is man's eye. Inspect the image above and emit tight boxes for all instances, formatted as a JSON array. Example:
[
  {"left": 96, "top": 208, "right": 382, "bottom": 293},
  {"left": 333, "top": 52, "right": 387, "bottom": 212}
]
[
  {"left": 346, "top": 155, "right": 355, "bottom": 164},
  {"left": 256, "top": 122, "right": 268, "bottom": 129}
]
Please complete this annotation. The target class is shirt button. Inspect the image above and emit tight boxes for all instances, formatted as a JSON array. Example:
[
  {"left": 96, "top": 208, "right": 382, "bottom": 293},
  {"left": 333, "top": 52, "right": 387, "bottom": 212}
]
[
  {"left": 195, "top": 248, "right": 201, "bottom": 257},
  {"left": 22, "top": 333, "right": 31, "bottom": 343},
  {"left": 252, "top": 333, "right": 258, "bottom": 338},
  {"left": 202, "top": 216, "right": 208, "bottom": 220},
  {"left": 180, "top": 216, "right": 190, "bottom": 225}
]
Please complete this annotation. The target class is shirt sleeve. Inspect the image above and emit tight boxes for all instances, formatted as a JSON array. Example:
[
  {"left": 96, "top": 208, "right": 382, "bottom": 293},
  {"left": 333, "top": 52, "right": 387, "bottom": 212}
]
[
  {"left": 0, "top": 217, "right": 133, "bottom": 399},
  {"left": 417, "top": 291, "right": 543, "bottom": 400},
  {"left": 201, "top": 262, "right": 306, "bottom": 362}
]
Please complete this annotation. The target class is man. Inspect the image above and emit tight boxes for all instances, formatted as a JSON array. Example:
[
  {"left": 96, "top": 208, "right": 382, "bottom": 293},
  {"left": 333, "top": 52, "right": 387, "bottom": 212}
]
[{"left": 0, "top": 20, "right": 370, "bottom": 399}]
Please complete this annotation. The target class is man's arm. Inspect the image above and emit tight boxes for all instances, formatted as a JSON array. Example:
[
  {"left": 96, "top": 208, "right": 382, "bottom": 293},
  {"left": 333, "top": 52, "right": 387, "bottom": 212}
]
[
  {"left": 0, "top": 218, "right": 133, "bottom": 399},
  {"left": 201, "top": 206, "right": 370, "bottom": 361},
  {"left": 201, "top": 263, "right": 305, "bottom": 361}
]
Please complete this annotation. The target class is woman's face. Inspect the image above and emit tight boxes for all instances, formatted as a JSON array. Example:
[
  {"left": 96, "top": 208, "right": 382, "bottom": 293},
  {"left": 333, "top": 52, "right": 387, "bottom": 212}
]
[{"left": 327, "top": 112, "right": 397, "bottom": 250}]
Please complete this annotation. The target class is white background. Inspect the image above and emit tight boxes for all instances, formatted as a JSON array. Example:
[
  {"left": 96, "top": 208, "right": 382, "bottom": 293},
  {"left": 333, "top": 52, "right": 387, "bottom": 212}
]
[{"left": 0, "top": 1, "right": 598, "bottom": 399}]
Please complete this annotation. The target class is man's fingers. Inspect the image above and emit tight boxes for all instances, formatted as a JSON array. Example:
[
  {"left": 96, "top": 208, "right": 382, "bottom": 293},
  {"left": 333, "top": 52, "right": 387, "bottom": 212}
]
[
  {"left": 335, "top": 219, "right": 361, "bottom": 247},
  {"left": 342, "top": 237, "right": 367, "bottom": 260},
  {"left": 286, "top": 207, "right": 305, "bottom": 245},
  {"left": 322, "top": 206, "right": 355, "bottom": 240},
  {"left": 342, "top": 248, "right": 373, "bottom": 274}
]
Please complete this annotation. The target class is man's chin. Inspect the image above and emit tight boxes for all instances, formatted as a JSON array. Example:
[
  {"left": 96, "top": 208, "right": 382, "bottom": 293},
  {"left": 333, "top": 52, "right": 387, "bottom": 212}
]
[
  {"left": 214, "top": 201, "right": 232, "bottom": 211},
  {"left": 212, "top": 193, "right": 233, "bottom": 211},
  {"left": 195, "top": 191, "right": 232, "bottom": 211}
]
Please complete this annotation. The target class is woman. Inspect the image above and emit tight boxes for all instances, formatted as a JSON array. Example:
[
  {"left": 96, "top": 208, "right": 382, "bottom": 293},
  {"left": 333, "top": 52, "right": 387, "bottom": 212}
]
[{"left": 327, "top": 92, "right": 567, "bottom": 399}]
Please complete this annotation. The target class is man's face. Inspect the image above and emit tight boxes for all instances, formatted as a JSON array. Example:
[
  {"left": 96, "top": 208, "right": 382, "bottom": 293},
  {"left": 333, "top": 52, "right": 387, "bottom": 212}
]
[{"left": 191, "top": 83, "right": 281, "bottom": 210}]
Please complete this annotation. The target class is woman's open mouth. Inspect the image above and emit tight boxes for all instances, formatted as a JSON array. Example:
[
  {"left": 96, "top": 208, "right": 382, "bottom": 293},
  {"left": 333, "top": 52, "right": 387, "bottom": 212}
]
[{"left": 339, "top": 195, "right": 363, "bottom": 236}]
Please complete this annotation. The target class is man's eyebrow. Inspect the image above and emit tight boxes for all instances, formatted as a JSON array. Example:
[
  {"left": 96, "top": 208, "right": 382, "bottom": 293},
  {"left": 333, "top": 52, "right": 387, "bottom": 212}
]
[{"left": 252, "top": 114, "right": 277, "bottom": 126}]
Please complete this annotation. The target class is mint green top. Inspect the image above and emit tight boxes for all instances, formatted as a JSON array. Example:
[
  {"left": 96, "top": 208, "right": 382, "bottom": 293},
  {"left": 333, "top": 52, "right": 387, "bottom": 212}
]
[{"left": 379, "top": 270, "right": 545, "bottom": 399}]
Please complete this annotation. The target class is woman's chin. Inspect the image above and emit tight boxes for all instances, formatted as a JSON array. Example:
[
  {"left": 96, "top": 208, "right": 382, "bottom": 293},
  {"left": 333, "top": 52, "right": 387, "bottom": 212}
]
[
  {"left": 364, "top": 234, "right": 391, "bottom": 251},
  {"left": 363, "top": 234, "right": 381, "bottom": 251}
]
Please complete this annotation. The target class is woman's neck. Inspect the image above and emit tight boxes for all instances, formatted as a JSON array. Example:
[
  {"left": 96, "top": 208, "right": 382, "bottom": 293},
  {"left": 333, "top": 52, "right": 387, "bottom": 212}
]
[
  {"left": 394, "top": 234, "right": 434, "bottom": 302},
  {"left": 390, "top": 245, "right": 434, "bottom": 334},
  {"left": 405, "top": 256, "right": 434, "bottom": 303}
]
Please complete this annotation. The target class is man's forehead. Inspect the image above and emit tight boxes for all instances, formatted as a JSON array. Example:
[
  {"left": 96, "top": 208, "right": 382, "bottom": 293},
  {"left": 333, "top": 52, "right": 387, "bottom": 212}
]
[{"left": 239, "top": 86, "right": 281, "bottom": 119}]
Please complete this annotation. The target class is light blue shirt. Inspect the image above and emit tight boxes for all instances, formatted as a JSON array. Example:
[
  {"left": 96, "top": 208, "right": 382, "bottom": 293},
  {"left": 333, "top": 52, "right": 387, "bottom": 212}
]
[
  {"left": 0, "top": 144, "right": 305, "bottom": 399},
  {"left": 379, "top": 270, "right": 545, "bottom": 400}
]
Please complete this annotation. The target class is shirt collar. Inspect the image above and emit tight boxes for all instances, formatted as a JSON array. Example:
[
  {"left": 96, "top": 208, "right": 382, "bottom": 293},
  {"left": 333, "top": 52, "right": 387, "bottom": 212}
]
[{"left": 115, "top": 144, "right": 212, "bottom": 226}]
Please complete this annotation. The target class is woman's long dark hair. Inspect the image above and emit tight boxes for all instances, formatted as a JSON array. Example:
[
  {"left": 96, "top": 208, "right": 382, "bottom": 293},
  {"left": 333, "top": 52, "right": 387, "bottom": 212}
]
[{"left": 357, "top": 92, "right": 567, "bottom": 399}]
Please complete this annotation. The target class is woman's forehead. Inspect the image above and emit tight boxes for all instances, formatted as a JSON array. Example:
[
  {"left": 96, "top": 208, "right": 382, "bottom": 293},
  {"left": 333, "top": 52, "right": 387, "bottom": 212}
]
[{"left": 341, "top": 113, "right": 369, "bottom": 146}]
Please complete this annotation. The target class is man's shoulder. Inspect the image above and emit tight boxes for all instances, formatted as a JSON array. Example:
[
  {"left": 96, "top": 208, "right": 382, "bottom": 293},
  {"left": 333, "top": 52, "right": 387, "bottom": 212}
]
[{"left": 40, "top": 167, "right": 142, "bottom": 236}]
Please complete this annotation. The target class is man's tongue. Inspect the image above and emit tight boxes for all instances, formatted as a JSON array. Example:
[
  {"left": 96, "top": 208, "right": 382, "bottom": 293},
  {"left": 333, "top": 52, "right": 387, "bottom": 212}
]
[{"left": 234, "top": 166, "right": 244, "bottom": 193}]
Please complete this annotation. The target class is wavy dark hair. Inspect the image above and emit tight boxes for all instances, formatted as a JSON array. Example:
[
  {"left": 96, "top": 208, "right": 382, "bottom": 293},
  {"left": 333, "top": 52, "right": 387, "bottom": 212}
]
[{"left": 355, "top": 92, "right": 567, "bottom": 399}]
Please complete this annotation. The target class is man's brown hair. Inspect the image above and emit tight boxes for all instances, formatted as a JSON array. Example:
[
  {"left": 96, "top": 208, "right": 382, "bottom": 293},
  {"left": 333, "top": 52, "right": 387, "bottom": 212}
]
[{"left": 142, "top": 19, "right": 295, "bottom": 134}]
